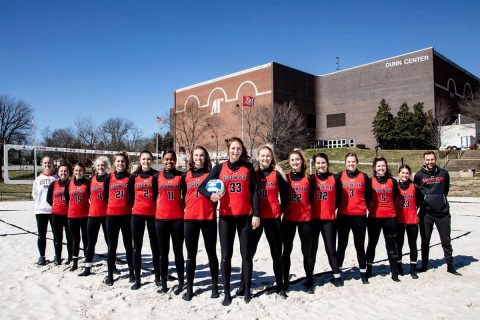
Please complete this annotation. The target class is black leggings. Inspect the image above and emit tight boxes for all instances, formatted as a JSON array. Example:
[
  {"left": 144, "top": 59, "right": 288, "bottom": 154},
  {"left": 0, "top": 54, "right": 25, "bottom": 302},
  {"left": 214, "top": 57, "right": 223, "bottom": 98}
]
[
  {"left": 251, "top": 218, "right": 283, "bottom": 288},
  {"left": 366, "top": 217, "right": 398, "bottom": 267},
  {"left": 36, "top": 214, "right": 53, "bottom": 257},
  {"left": 106, "top": 215, "right": 133, "bottom": 272},
  {"left": 282, "top": 220, "right": 313, "bottom": 285},
  {"left": 311, "top": 219, "right": 340, "bottom": 274},
  {"left": 51, "top": 214, "right": 73, "bottom": 260},
  {"left": 336, "top": 214, "right": 367, "bottom": 270},
  {"left": 68, "top": 217, "right": 88, "bottom": 259},
  {"left": 155, "top": 219, "right": 184, "bottom": 282},
  {"left": 396, "top": 223, "right": 418, "bottom": 263},
  {"left": 219, "top": 215, "right": 252, "bottom": 295},
  {"left": 132, "top": 214, "right": 159, "bottom": 277},
  {"left": 85, "top": 216, "right": 108, "bottom": 263},
  {"left": 419, "top": 213, "right": 453, "bottom": 265},
  {"left": 184, "top": 220, "right": 219, "bottom": 288}
]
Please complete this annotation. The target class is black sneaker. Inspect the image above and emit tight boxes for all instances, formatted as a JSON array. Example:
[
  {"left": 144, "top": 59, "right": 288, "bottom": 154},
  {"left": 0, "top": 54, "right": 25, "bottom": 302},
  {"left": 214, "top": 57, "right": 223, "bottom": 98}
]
[{"left": 36, "top": 256, "right": 46, "bottom": 266}]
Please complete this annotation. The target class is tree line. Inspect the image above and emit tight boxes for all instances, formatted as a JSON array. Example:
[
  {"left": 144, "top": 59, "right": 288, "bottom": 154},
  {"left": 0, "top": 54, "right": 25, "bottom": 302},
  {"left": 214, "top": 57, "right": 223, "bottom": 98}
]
[{"left": 372, "top": 92, "right": 480, "bottom": 150}]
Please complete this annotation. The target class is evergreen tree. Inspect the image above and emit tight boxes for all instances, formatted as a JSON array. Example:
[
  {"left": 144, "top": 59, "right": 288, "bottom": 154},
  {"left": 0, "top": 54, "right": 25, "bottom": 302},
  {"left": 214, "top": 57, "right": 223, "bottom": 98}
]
[
  {"left": 394, "top": 102, "right": 415, "bottom": 149},
  {"left": 372, "top": 99, "right": 395, "bottom": 149},
  {"left": 411, "top": 102, "right": 431, "bottom": 148}
]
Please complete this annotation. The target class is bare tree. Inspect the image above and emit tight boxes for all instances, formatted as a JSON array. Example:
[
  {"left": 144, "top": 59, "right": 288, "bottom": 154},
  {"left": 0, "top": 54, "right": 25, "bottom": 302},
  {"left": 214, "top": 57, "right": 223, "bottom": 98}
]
[
  {"left": 100, "top": 117, "right": 137, "bottom": 151},
  {"left": 74, "top": 116, "right": 100, "bottom": 149},
  {"left": 205, "top": 117, "right": 226, "bottom": 164},
  {"left": 173, "top": 102, "right": 208, "bottom": 154},
  {"left": 234, "top": 105, "right": 268, "bottom": 158},
  {"left": 428, "top": 99, "right": 452, "bottom": 149},
  {"left": 0, "top": 95, "right": 34, "bottom": 179},
  {"left": 259, "top": 101, "right": 308, "bottom": 160},
  {"left": 458, "top": 89, "right": 480, "bottom": 121}
]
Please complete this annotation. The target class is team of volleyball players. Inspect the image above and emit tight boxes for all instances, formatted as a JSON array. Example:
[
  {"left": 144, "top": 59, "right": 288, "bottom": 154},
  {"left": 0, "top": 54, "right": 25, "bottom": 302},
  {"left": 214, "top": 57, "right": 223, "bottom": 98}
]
[{"left": 33, "top": 137, "right": 425, "bottom": 305}]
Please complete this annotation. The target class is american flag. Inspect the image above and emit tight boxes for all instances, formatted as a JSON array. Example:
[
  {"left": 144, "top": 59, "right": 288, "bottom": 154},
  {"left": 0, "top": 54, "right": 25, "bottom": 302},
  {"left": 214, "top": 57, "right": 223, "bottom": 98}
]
[
  {"left": 242, "top": 95, "right": 255, "bottom": 107},
  {"left": 156, "top": 116, "right": 167, "bottom": 125}
]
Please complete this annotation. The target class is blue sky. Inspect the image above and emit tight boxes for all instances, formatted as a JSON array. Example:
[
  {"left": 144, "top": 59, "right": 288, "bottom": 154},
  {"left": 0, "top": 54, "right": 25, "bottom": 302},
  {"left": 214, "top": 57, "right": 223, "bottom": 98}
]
[{"left": 1, "top": 0, "right": 479, "bottom": 143}]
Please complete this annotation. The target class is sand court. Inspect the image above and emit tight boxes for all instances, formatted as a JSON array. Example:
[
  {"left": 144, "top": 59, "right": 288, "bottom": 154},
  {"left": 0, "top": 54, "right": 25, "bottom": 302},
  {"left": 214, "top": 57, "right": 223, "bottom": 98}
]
[{"left": 0, "top": 198, "right": 479, "bottom": 320}]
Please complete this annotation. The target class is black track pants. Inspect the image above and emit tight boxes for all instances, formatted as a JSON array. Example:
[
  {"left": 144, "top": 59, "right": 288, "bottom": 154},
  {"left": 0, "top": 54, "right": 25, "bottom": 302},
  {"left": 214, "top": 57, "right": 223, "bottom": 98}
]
[
  {"left": 396, "top": 223, "right": 418, "bottom": 263},
  {"left": 336, "top": 214, "right": 367, "bottom": 270},
  {"left": 106, "top": 215, "right": 133, "bottom": 272}
]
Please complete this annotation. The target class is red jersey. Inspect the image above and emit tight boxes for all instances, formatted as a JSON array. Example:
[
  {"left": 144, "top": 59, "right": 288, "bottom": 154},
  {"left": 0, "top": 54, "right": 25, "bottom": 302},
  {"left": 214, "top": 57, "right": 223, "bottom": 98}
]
[
  {"left": 89, "top": 175, "right": 107, "bottom": 218},
  {"left": 184, "top": 171, "right": 216, "bottom": 220},
  {"left": 67, "top": 180, "right": 89, "bottom": 218},
  {"left": 396, "top": 182, "right": 418, "bottom": 224},
  {"left": 156, "top": 172, "right": 183, "bottom": 220},
  {"left": 52, "top": 180, "right": 68, "bottom": 215},
  {"left": 311, "top": 174, "right": 336, "bottom": 220},
  {"left": 369, "top": 177, "right": 396, "bottom": 218},
  {"left": 218, "top": 162, "right": 252, "bottom": 216},
  {"left": 339, "top": 171, "right": 367, "bottom": 216},
  {"left": 107, "top": 173, "right": 131, "bottom": 216},
  {"left": 132, "top": 175, "right": 155, "bottom": 216},
  {"left": 255, "top": 170, "right": 281, "bottom": 219},
  {"left": 284, "top": 173, "right": 311, "bottom": 222}
]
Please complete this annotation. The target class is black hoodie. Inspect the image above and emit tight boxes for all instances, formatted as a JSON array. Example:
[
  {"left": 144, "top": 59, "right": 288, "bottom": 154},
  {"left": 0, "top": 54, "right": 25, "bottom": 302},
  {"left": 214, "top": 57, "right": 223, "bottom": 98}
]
[{"left": 414, "top": 165, "right": 450, "bottom": 217}]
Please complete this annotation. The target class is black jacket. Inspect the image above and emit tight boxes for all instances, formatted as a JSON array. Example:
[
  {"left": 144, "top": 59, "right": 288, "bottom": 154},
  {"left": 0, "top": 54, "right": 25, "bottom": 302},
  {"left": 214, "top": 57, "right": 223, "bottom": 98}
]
[{"left": 414, "top": 165, "right": 450, "bottom": 217}]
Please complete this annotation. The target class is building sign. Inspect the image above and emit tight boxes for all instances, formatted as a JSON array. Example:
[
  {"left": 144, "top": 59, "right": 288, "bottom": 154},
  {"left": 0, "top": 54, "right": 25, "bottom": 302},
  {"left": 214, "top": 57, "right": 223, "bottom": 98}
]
[{"left": 385, "top": 55, "right": 429, "bottom": 68}]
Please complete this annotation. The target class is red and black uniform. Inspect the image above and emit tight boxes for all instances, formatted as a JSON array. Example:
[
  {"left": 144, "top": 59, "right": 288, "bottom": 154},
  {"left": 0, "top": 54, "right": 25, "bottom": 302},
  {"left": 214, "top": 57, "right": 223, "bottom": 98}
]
[
  {"left": 127, "top": 168, "right": 159, "bottom": 288},
  {"left": 198, "top": 160, "right": 258, "bottom": 303},
  {"left": 239, "top": 168, "right": 288, "bottom": 294},
  {"left": 282, "top": 171, "right": 315, "bottom": 290},
  {"left": 366, "top": 175, "right": 399, "bottom": 279},
  {"left": 65, "top": 178, "right": 90, "bottom": 266},
  {"left": 47, "top": 179, "right": 73, "bottom": 263},
  {"left": 336, "top": 169, "right": 372, "bottom": 279},
  {"left": 104, "top": 171, "right": 133, "bottom": 282},
  {"left": 181, "top": 167, "right": 219, "bottom": 298},
  {"left": 152, "top": 169, "right": 184, "bottom": 291},
  {"left": 396, "top": 179, "right": 421, "bottom": 273},
  {"left": 82, "top": 174, "right": 109, "bottom": 271},
  {"left": 310, "top": 172, "right": 342, "bottom": 276}
]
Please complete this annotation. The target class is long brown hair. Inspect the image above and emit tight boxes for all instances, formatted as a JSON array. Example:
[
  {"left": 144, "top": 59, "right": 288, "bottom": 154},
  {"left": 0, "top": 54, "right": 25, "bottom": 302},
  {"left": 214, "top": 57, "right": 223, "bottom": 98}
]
[
  {"left": 289, "top": 148, "right": 307, "bottom": 176},
  {"left": 188, "top": 145, "right": 212, "bottom": 171},
  {"left": 113, "top": 152, "right": 130, "bottom": 173},
  {"left": 133, "top": 150, "right": 154, "bottom": 175},
  {"left": 227, "top": 137, "right": 249, "bottom": 162},
  {"left": 372, "top": 156, "right": 392, "bottom": 178}
]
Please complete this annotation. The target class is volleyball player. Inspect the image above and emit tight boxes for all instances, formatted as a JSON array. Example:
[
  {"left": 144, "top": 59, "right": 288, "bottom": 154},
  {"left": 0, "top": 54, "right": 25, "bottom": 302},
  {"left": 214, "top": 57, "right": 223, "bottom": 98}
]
[
  {"left": 282, "top": 149, "right": 315, "bottom": 293},
  {"left": 181, "top": 146, "right": 219, "bottom": 301},
  {"left": 153, "top": 150, "right": 184, "bottom": 295},
  {"left": 46, "top": 163, "right": 73, "bottom": 265},
  {"left": 252, "top": 144, "right": 288, "bottom": 298},
  {"left": 128, "top": 150, "right": 159, "bottom": 290},
  {"left": 336, "top": 153, "right": 372, "bottom": 284},
  {"left": 65, "top": 162, "right": 90, "bottom": 272},
  {"left": 365, "top": 157, "right": 399, "bottom": 281},
  {"left": 32, "top": 156, "right": 57, "bottom": 265},
  {"left": 198, "top": 137, "right": 258, "bottom": 306},
  {"left": 396, "top": 164, "right": 421, "bottom": 279},
  {"left": 104, "top": 152, "right": 134, "bottom": 286},
  {"left": 310, "top": 153, "right": 343, "bottom": 287},
  {"left": 79, "top": 156, "right": 110, "bottom": 277}
]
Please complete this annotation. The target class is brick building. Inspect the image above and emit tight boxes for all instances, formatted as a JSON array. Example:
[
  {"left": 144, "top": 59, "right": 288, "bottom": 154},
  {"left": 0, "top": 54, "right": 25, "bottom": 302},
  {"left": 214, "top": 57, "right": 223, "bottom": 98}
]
[{"left": 172, "top": 47, "right": 479, "bottom": 154}]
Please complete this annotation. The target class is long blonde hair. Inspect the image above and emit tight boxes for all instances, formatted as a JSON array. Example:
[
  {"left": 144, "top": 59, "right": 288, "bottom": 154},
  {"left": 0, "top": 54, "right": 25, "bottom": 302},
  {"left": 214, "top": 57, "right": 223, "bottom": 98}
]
[{"left": 258, "top": 144, "right": 287, "bottom": 180}]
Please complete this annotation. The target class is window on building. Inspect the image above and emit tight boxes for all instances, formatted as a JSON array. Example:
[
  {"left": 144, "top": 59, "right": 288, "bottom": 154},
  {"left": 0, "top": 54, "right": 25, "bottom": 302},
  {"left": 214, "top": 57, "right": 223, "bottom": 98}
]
[
  {"left": 326, "top": 113, "right": 346, "bottom": 128},
  {"left": 307, "top": 114, "right": 316, "bottom": 128},
  {"left": 211, "top": 98, "right": 223, "bottom": 114}
]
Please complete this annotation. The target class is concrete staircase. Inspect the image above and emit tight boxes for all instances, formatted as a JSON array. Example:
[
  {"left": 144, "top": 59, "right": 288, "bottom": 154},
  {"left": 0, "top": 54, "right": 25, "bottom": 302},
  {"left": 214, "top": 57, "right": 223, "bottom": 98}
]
[{"left": 444, "top": 150, "right": 480, "bottom": 172}]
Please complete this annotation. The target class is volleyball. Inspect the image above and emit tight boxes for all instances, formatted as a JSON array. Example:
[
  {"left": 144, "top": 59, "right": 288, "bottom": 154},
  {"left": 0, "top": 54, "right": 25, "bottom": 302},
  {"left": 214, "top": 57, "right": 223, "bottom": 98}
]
[{"left": 206, "top": 179, "right": 225, "bottom": 197}]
